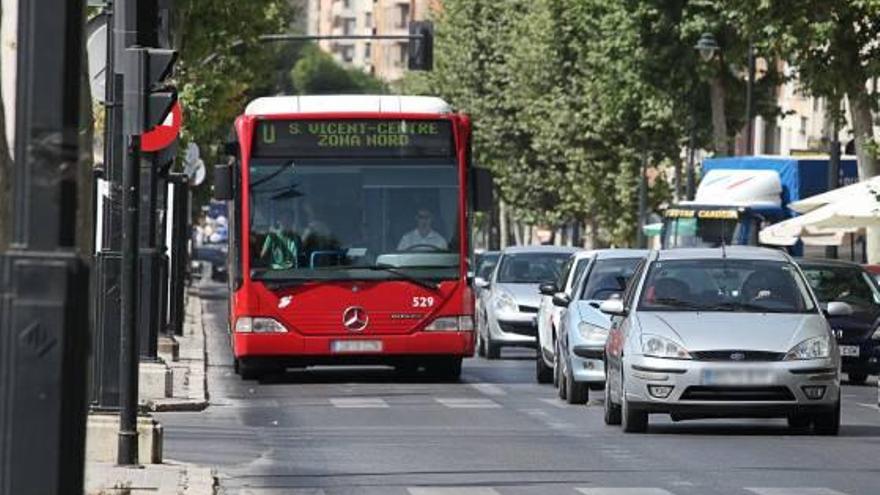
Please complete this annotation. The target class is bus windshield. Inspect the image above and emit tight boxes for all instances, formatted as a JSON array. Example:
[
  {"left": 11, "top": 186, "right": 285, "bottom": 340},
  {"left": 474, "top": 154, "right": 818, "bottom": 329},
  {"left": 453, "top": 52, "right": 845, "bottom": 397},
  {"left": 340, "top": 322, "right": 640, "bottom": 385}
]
[
  {"left": 662, "top": 217, "right": 741, "bottom": 248},
  {"left": 248, "top": 158, "right": 460, "bottom": 281}
]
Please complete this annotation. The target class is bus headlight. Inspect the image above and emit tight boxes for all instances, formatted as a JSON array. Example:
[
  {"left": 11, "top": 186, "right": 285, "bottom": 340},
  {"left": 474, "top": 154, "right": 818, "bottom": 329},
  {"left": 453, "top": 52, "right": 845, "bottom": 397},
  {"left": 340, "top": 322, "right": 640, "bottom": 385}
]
[
  {"left": 235, "top": 317, "right": 288, "bottom": 333},
  {"left": 425, "top": 316, "right": 474, "bottom": 332}
]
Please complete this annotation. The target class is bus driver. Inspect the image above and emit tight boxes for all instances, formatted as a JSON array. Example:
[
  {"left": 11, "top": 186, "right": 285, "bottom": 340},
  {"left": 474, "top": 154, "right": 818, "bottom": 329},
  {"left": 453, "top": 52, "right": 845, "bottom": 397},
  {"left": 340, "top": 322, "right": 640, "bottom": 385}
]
[{"left": 397, "top": 209, "right": 447, "bottom": 251}]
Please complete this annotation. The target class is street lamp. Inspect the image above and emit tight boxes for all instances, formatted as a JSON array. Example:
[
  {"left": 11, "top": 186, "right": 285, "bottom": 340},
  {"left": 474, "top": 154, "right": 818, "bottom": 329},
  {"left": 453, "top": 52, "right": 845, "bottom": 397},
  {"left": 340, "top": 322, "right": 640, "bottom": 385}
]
[{"left": 686, "top": 33, "right": 720, "bottom": 200}]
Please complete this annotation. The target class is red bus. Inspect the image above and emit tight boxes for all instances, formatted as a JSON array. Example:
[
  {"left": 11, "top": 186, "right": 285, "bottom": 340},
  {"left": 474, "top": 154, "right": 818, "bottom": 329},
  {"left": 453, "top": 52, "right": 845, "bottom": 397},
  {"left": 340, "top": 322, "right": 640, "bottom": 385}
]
[{"left": 214, "top": 95, "right": 492, "bottom": 381}]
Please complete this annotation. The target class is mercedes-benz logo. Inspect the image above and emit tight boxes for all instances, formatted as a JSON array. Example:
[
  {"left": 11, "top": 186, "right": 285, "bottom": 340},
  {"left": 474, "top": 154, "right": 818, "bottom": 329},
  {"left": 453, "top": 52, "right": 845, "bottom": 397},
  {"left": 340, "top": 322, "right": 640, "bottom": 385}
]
[
  {"left": 730, "top": 352, "right": 746, "bottom": 361},
  {"left": 342, "top": 306, "right": 368, "bottom": 332}
]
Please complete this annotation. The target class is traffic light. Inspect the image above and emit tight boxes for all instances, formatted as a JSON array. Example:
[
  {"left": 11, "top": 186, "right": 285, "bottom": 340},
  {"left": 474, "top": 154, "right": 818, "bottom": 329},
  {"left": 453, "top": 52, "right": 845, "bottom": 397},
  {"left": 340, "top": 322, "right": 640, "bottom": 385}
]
[
  {"left": 408, "top": 21, "right": 434, "bottom": 71},
  {"left": 123, "top": 47, "right": 177, "bottom": 135}
]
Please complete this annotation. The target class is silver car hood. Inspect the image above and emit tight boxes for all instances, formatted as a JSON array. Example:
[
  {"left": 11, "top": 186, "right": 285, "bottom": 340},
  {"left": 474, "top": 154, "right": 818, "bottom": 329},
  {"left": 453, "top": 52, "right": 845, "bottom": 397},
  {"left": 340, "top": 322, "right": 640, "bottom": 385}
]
[
  {"left": 574, "top": 300, "right": 612, "bottom": 328},
  {"left": 636, "top": 312, "right": 827, "bottom": 352},
  {"left": 496, "top": 283, "right": 542, "bottom": 308}
]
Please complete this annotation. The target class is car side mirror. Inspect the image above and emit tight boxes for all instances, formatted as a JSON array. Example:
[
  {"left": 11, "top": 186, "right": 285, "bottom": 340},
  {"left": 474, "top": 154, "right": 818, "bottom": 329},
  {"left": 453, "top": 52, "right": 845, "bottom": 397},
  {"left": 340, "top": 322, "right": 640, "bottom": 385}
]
[
  {"left": 825, "top": 301, "right": 853, "bottom": 317},
  {"left": 213, "top": 163, "right": 234, "bottom": 201},
  {"left": 474, "top": 277, "right": 490, "bottom": 289},
  {"left": 599, "top": 299, "right": 627, "bottom": 316},
  {"left": 539, "top": 282, "right": 558, "bottom": 296},
  {"left": 552, "top": 293, "right": 571, "bottom": 307}
]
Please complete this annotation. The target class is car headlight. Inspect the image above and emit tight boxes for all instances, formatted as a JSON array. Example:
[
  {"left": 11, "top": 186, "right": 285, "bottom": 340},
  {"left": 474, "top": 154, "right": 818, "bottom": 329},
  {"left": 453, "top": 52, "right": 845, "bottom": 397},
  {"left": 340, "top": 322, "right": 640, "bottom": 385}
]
[
  {"left": 234, "top": 317, "right": 288, "bottom": 333},
  {"left": 425, "top": 316, "right": 475, "bottom": 331},
  {"left": 784, "top": 335, "right": 830, "bottom": 360},
  {"left": 641, "top": 334, "right": 691, "bottom": 359},
  {"left": 494, "top": 291, "right": 517, "bottom": 313},
  {"left": 578, "top": 322, "right": 609, "bottom": 342}
]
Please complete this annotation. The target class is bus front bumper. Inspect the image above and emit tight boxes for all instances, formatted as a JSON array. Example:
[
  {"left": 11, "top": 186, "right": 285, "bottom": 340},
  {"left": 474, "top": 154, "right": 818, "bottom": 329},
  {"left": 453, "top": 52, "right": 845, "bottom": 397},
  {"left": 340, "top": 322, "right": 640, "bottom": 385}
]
[{"left": 233, "top": 331, "right": 475, "bottom": 360}]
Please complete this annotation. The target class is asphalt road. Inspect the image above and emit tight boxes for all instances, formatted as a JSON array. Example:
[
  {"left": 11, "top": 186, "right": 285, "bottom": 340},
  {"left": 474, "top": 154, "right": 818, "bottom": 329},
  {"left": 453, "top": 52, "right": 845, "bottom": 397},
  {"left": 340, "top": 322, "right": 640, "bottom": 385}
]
[{"left": 158, "top": 284, "right": 880, "bottom": 495}]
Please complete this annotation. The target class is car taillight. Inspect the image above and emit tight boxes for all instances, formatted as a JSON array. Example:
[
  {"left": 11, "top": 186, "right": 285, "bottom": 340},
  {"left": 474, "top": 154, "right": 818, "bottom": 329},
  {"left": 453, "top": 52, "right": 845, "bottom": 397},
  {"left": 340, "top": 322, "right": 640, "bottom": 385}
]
[
  {"left": 235, "top": 317, "right": 288, "bottom": 333},
  {"left": 425, "top": 316, "right": 474, "bottom": 332}
]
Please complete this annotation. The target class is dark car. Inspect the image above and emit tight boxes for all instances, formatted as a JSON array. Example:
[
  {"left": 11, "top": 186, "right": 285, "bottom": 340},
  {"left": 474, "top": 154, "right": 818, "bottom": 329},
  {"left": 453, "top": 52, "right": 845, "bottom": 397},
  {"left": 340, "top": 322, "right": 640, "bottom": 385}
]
[{"left": 799, "top": 259, "right": 880, "bottom": 384}]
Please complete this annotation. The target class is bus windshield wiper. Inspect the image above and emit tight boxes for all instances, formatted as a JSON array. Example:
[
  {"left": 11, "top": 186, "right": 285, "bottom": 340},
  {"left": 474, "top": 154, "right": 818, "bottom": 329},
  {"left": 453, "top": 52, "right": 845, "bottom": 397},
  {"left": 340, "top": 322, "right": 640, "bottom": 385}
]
[{"left": 368, "top": 264, "right": 440, "bottom": 291}]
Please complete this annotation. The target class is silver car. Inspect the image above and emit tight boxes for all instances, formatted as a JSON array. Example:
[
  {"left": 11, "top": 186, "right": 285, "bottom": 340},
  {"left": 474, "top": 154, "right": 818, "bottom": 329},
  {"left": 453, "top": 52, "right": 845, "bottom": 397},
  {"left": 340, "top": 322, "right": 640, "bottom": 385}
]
[
  {"left": 554, "top": 249, "right": 646, "bottom": 404},
  {"left": 476, "top": 246, "right": 579, "bottom": 359},
  {"left": 603, "top": 247, "right": 843, "bottom": 434}
]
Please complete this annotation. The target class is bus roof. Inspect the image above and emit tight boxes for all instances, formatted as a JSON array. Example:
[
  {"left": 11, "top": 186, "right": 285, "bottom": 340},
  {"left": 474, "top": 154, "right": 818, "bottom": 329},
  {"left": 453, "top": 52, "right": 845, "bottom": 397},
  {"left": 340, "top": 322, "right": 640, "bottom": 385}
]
[{"left": 244, "top": 95, "right": 453, "bottom": 116}]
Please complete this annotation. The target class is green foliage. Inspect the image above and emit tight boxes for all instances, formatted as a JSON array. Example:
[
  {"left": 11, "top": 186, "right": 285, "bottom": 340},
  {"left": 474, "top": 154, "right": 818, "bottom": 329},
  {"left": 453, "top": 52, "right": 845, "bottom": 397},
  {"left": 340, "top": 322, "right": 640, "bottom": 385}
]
[{"left": 290, "top": 46, "right": 386, "bottom": 94}]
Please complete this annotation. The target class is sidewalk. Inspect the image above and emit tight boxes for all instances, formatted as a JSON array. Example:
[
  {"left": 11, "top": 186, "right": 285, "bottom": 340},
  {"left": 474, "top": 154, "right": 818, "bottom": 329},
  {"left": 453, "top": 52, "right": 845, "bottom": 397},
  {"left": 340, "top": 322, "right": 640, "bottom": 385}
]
[
  {"left": 84, "top": 461, "right": 214, "bottom": 495},
  {"left": 148, "top": 292, "right": 209, "bottom": 411},
  {"left": 85, "top": 290, "right": 215, "bottom": 494}
]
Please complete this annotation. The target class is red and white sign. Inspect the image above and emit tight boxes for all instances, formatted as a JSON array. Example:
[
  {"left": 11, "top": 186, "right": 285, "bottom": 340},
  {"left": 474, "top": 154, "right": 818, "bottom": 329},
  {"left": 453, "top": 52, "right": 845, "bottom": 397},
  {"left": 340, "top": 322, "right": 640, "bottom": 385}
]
[{"left": 142, "top": 101, "right": 182, "bottom": 152}]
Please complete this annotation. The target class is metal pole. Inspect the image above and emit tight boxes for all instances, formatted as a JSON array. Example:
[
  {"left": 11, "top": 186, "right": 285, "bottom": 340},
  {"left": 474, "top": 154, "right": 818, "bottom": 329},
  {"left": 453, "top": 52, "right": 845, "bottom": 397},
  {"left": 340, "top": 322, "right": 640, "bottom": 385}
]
[
  {"left": 0, "top": 0, "right": 89, "bottom": 492},
  {"left": 686, "top": 90, "right": 697, "bottom": 200},
  {"left": 825, "top": 111, "right": 841, "bottom": 259},
  {"left": 745, "top": 42, "right": 755, "bottom": 156}
]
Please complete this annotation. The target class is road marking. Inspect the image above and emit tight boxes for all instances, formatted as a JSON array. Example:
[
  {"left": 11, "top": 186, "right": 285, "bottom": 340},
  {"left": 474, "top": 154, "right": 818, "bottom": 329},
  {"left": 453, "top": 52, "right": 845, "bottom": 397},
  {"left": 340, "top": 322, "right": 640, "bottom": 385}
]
[
  {"left": 539, "top": 398, "right": 567, "bottom": 408},
  {"left": 746, "top": 489, "right": 849, "bottom": 495},
  {"left": 856, "top": 402, "right": 878, "bottom": 410},
  {"left": 408, "top": 489, "right": 500, "bottom": 495},
  {"left": 435, "top": 398, "right": 500, "bottom": 408},
  {"left": 329, "top": 398, "right": 389, "bottom": 408},
  {"left": 576, "top": 489, "right": 675, "bottom": 495},
  {"left": 469, "top": 382, "right": 507, "bottom": 396}
]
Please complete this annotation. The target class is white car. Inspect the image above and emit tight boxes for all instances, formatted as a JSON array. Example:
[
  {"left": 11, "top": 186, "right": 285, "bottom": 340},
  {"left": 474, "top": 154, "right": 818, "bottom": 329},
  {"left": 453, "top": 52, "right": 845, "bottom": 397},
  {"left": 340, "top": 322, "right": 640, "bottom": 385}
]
[
  {"left": 475, "top": 246, "right": 579, "bottom": 359},
  {"left": 535, "top": 251, "right": 591, "bottom": 384}
]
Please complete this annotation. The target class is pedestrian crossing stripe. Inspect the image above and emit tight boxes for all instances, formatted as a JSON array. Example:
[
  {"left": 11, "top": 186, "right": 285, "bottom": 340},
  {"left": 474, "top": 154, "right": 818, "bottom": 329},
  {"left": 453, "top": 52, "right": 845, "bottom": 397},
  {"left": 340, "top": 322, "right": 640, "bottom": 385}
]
[
  {"left": 746, "top": 489, "right": 849, "bottom": 495},
  {"left": 434, "top": 398, "right": 501, "bottom": 408},
  {"left": 408, "top": 488, "right": 501, "bottom": 495},
  {"left": 328, "top": 397, "right": 389, "bottom": 408},
  {"left": 576, "top": 489, "right": 675, "bottom": 495}
]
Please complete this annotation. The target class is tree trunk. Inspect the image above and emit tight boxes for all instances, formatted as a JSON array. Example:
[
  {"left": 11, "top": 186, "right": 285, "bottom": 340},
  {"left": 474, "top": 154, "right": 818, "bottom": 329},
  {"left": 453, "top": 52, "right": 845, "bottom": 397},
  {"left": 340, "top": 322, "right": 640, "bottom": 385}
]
[
  {"left": 709, "top": 75, "right": 729, "bottom": 156},
  {"left": 499, "top": 200, "right": 509, "bottom": 248},
  {"left": 848, "top": 87, "right": 880, "bottom": 262}
]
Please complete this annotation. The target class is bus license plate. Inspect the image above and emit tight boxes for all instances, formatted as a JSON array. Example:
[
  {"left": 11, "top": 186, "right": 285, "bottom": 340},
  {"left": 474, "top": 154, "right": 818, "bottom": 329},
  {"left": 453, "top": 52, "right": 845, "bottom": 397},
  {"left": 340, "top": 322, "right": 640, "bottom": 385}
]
[
  {"left": 702, "top": 368, "right": 775, "bottom": 386},
  {"left": 331, "top": 340, "right": 383, "bottom": 353},
  {"left": 840, "top": 345, "right": 860, "bottom": 357}
]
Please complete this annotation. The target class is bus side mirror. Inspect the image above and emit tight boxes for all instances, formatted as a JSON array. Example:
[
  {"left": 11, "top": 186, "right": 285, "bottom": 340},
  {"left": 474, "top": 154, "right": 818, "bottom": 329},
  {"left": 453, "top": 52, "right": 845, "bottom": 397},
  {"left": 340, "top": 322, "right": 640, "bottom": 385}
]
[
  {"left": 213, "top": 163, "right": 234, "bottom": 201},
  {"left": 471, "top": 167, "right": 493, "bottom": 212}
]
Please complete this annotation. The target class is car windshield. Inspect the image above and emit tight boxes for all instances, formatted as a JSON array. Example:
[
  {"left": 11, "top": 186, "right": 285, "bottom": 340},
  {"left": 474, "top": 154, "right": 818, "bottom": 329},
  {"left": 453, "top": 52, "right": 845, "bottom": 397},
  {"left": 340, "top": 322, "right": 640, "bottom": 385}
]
[
  {"left": 581, "top": 257, "right": 642, "bottom": 301},
  {"left": 249, "top": 158, "right": 460, "bottom": 280},
  {"left": 800, "top": 264, "right": 880, "bottom": 307},
  {"left": 638, "top": 258, "right": 816, "bottom": 313},
  {"left": 496, "top": 252, "right": 572, "bottom": 284},
  {"left": 475, "top": 253, "right": 499, "bottom": 280}
]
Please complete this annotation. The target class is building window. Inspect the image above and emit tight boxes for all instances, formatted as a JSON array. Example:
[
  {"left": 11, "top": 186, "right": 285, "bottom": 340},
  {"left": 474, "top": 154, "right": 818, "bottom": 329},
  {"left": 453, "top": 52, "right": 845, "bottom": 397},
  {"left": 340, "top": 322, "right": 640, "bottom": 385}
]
[
  {"left": 397, "top": 4, "right": 410, "bottom": 29},
  {"left": 364, "top": 12, "right": 372, "bottom": 28},
  {"left": 343, "top": 0, "right": 351, "bottom": 8},
  {"left": 364, "top": 42, "right": 372, "bottom": 59},
  {"left": 342, "top": 46, "right": 354, "bottom": 63},
  {"left": 343, "top": 18, "right": 355, "bottom": 35},
  {"left": 800, "top": 116, "right": 808, "bottom": 136},
  {"left": 397, "top": 41, "right": 407, "bottom": 67}
]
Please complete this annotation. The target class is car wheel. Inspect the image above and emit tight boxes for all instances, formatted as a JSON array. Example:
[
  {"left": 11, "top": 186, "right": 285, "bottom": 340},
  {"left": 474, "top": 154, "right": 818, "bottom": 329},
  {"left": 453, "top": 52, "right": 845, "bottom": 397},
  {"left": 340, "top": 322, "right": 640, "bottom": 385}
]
[
  {"left": 848, "top": 372, "right": 868, "bottom": 385},
  {"left": 536, "top": 335, "right": 553, "bottom": 384},
  {"left": 812, "top": 395, "right": 841, "bottom": 436},
  {"left": 552, "top": 345, "right": 560, "bottom": 388},
  {"left": 565, "top": 360, "right": 588, "bottom": 405},
  {"left": 621, "top": 375, "right": 648, "bottom": 433},
  {"left": 556, "top": 340, "right": 567, "bottom": 400},
  {"left": 476, "top": 329, "right": 486, "bottom": 358},
  {"left": 486, "top": 330, "right": 501, "bottom": 359},
  {"left": 604, "top": 376, "right": 621, "bottom": 425}
]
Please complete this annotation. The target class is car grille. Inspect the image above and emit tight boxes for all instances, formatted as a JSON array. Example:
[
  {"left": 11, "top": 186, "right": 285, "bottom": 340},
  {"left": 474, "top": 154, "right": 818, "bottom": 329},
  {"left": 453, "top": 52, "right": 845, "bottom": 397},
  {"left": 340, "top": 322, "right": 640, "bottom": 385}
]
[
  {"left": 518, "top": 305, "right": 539, "bottom": 314},
  {"left": 498, "top": 321, "right": 537, "bottom": 337},
  {"left": 680, "top": 386, "right": 795, "bottom": 402},
  {"left": 690, "top": 350, "right": 785, "bottom": 362}
]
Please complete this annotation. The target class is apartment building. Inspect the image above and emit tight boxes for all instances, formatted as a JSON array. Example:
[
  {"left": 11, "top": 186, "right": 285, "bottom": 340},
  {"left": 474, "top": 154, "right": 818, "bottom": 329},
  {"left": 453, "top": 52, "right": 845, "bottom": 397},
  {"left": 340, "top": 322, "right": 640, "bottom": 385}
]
[{"left": 306, "top": 0, "right": 436, "bottom": 82}]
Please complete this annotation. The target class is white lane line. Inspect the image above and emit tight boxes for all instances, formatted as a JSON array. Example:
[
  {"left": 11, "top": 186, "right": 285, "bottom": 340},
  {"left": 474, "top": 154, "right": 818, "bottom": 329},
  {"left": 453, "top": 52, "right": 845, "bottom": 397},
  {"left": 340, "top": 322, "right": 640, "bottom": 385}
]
[
  {"left": 746, "top": 489, "right": 849, "bottom": 495},
  {"left": 435, "top": 398, "right": 500, "bottom": 408},
  {"left": 539, "top": 398, "right": 568, "bottom": 408},
  {"left": 576, "top": 489, "right": 676, "bottom": 495},
  {"left": 329, "top": 398, "right": 389, "bottom": 408},
  {"left": 469, "top": 382, "right": 507, "bottom": 396},
  {"left": 408, "top": 488, "right": 500, "bottom": 495}
]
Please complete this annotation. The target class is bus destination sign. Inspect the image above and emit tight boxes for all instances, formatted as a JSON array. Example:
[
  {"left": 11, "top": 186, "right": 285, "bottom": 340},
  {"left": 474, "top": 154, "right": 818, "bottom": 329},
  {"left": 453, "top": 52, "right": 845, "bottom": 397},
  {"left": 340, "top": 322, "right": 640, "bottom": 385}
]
[
  {"left": 664, "top": 208, "right": 740, "bottom": 220},
  {"left": 252, "top": 119, "right": 454, "bottom": 158}
]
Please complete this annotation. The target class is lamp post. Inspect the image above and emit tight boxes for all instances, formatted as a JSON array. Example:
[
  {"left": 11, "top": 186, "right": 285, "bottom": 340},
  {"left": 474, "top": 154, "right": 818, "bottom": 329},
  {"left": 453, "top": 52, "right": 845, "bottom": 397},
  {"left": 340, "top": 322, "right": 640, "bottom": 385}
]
[
  {"left": 688, "top": 33, "right": 719, "bottom": 200},
  {"left": 745, "top": 41, "right": 756, "bottom": 155}
]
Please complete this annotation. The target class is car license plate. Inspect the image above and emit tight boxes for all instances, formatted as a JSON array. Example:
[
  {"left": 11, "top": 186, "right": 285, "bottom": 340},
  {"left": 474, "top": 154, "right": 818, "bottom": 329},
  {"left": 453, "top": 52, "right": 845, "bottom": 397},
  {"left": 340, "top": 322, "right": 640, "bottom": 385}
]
[
  {"left": 331, "top": 340, "right": 383, "bottom": 353},
  {"left": 840, "top": 345, "right": 860, "bottom": 357},
  {"left": 701, "top": 368, "right": 775, "bottom": 386}
]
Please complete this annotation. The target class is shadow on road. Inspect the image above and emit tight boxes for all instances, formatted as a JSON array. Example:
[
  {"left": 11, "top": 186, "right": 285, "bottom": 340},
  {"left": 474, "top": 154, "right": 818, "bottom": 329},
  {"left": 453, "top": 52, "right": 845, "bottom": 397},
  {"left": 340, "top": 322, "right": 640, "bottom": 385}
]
[
  {"left": 255, "top": 366, "right": 462, "bottom": 386},
  {"left": 646, "top": 421, "right": 880, "bottom": 437}
]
